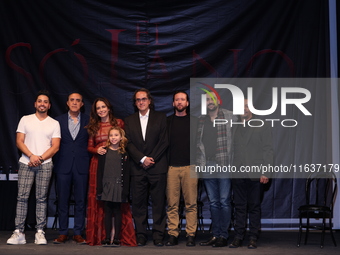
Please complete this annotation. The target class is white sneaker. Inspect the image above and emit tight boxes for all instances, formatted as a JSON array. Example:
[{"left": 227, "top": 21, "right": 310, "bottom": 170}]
[
  {"left": 35, "top": 230, "right": 47, "bottom": 245},
  {"left": 7, "top": 230, "right": 26, "bottom": 245}
]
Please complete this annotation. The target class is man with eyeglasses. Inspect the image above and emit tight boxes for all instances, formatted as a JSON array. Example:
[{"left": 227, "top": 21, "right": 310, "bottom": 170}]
[{"left": 124, "top": 88, "right": 168, "bottom": 247}]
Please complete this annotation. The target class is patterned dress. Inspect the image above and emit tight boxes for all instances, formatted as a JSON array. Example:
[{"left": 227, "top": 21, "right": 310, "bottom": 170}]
[{"left": 86, "top": 120, "right": 136, "bottom": 246}]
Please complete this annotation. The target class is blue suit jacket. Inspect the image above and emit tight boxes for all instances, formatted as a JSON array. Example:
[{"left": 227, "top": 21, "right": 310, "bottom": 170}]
[{"left": 53, "top": 112, "right": 90, "bottom": 175}]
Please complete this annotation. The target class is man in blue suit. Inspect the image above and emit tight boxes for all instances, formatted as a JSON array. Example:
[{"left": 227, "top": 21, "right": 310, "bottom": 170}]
[{"left": 53, "top": 93, "right": 90, "bottom": 244}]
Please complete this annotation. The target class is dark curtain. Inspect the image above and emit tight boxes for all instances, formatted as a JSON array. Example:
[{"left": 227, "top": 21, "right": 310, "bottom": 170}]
[{"left": 0, "top": 0, "right": 330, "bottom": 229}]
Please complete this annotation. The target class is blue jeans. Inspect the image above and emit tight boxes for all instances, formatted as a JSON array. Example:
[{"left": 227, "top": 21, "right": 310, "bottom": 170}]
[{"left": 204, "top": 178, "right": 232, "bottom": 239}]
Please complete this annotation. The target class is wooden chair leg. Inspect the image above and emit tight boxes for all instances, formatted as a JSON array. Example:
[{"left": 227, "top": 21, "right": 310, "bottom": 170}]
[
  {"left": 329, "top": 218, "right": 337, "bottom": 247},
  {"left": 197, "top": 203, "right": 204, "bottom": 232},
  {"left": 297, "top": 215, "right": 302, "bottom": 247},
  {"left": 52, "top": 214, "right": 58, "bottom": 230},
  {"left": 321, "top": 216, "right": 326, "bottom": 248},
  {"left": 304, "top": 217, "right": 309, "bottom": 245}
]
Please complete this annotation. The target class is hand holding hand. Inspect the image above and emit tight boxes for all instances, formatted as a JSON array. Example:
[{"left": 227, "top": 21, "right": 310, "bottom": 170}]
[
  {"left": 97, "top": 146, "right": 107, "bottom": 155},
  {"left": 143, "top": 157, "right": 155, "bottom": 169},
  {"left": 28, "top": 155, "right": 42, "bottom": 167}
]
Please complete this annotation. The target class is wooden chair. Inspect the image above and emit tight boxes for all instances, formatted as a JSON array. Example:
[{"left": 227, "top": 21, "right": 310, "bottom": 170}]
[{"left": 297, "top": 171, "right": 337, "bottom": 248}]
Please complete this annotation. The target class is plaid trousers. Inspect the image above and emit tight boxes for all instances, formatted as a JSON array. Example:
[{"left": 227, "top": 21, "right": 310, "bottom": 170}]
[{"left": 15, "top": 162, "right": 53, "bottom": 232}]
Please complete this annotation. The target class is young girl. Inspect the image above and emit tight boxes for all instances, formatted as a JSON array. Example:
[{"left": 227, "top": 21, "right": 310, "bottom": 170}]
[{"left": 96, "top": 126, "right": 130, "bottom": 246}]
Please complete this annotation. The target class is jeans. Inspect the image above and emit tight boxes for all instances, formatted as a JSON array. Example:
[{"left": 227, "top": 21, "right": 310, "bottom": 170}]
[{"left": 204, "top": 178, "right": 232, "bottom": 239}]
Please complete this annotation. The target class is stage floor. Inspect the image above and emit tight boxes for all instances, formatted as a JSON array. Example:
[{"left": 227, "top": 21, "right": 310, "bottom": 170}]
[{"left": 0, "top": 229, "right": 339, "bottom": 255}]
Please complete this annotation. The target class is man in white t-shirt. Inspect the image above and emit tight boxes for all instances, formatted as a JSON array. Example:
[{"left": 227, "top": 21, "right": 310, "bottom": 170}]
[{"left": 7, "top": 90, "right": 61, "bottom": 245}]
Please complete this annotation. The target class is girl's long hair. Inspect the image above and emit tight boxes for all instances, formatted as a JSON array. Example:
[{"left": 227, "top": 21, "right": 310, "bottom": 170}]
[{"left": 106, "top": 126, "right": 127, "bottom": 154}]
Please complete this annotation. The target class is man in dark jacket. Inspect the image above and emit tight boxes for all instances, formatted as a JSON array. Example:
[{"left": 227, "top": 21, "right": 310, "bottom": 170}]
[
  {"left": 124, "top": 88, "right": 168, "bottom": 246},
  {"left": 229, "top": 99, "right": 273, "bottom": 249},
  {"left": 53, "top": 93, "right": 90, "bottom": 244}
]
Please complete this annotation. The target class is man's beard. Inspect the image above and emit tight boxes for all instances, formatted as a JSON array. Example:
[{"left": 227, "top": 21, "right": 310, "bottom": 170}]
[
  {"left": 207, "top": 104, "right": 217, "bottom": 112},
  {"left": 175, "top": 105, "right": 188, "bottom": 112},
  {"left": 37, "top": 108, "right": 48, "bottom": 114}
]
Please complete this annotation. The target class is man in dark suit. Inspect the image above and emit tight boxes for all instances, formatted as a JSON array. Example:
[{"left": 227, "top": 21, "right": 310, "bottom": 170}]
[
  {"left": 53, "top": 93, "right": 90, "bottom": 244},
  {"left": 124, "top": 88, "right": 168, "bottom": 247},
  {"left": 229, "top": 98, "right": 273, "bottom": 249}
]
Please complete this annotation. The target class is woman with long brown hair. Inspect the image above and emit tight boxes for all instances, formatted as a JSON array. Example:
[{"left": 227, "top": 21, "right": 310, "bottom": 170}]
[{"left": 85, "top": 97, "right": 136, "bottom": 246}]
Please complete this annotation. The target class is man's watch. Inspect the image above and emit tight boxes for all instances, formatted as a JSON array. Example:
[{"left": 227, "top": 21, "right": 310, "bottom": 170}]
[{"left": 39, "top": 156, "right": 44, "bottom": 163}]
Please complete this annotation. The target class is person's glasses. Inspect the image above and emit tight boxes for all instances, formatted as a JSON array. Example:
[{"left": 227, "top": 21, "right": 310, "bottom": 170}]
[{"left": 136, "top": 97, "right": 149, "bottom": 103}]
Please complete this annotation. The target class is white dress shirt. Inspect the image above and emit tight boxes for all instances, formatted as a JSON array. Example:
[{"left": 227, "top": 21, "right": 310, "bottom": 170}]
[{"left": 139, "top": 109, "right": 150, "bottom": 163}]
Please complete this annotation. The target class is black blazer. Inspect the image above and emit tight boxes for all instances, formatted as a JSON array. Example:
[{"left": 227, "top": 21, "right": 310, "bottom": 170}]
[
  {"left": 96, "top": 151, "right": 130, "bottom": 202},
  {"left": 53, "top": 112, "right": 90, "bottom": 175},
  {"left": 124, "top": 109, "right": 168, "bottom": 175}
]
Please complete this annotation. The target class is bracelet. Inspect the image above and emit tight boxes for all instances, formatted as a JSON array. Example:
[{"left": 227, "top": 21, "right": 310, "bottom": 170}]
[{"left": 28, "top": 154, "right": 33, "bottom": 158}]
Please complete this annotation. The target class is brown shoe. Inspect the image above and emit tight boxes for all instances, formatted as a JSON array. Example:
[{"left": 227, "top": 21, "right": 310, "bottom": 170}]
[
  {"left": 53, "top": 235, "right": 68, "bottom": 244},
  {"left": 73, "top": 235, "right": 87, "bottom": 245}
]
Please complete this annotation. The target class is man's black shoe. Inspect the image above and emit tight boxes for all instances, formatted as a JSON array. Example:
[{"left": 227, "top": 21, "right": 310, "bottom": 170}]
[
  {"left": 248, "top": 239, "right": 257, "bottom": 249},
  {"left": 229, "top": 238, "right": 242, "bottom": 248},
  {"left": 165, "top": 235, "right": 178, "bottom": 246},
  {"left": 137, "top": 236, "right": 147, "bottom": 246},
  {"left": 212, "top": 237, "right": 228, "bottom": 247},
  {"left": 199, "top": 236, "right": 217, "bottom": 246},
  {"left": 153, "top": 239, "right": 164, "bottom": 246},
  {"left": 186, "top": 236, "right": 196, "bottom": 246}
]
